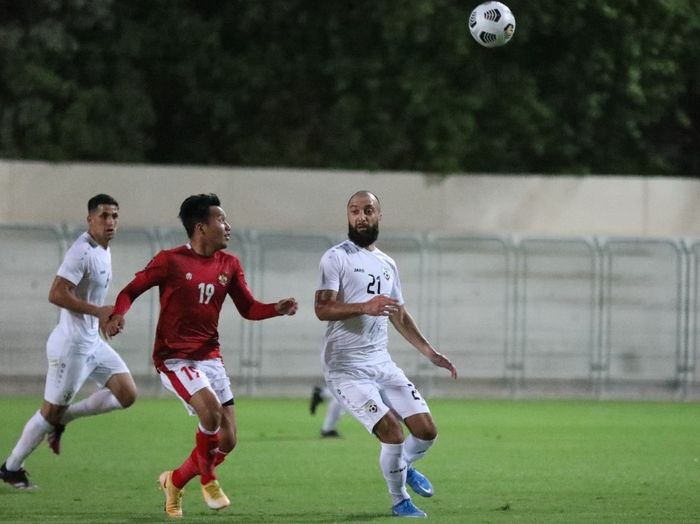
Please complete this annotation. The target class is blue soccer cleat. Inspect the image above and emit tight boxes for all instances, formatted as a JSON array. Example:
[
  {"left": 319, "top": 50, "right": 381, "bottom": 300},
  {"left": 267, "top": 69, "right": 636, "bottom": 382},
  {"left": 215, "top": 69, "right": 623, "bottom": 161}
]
[
  {"left": 392, "top": 498, "right": 427, "bottom": 518},
  {"left": 406, "top": 467, "right": 434, "bottom": 497}
]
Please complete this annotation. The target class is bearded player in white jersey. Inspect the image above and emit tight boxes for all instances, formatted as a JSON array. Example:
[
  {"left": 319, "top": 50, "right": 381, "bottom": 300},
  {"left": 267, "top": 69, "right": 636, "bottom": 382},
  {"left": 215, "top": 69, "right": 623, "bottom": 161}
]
[
  {"left": 0, "top": 194, "right": 137, "bottom": 489},
  {"left": 315, "top": 191, "right": 458, "bottom": 519}
]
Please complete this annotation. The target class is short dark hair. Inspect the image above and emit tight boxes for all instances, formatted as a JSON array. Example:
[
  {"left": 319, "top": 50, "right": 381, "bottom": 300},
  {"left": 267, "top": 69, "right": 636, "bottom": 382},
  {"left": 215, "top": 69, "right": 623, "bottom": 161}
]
[
  {"left": 88, "top": 194, "right": 119, "bottom": 213},
  {"left": 178, "top": 193, "right": 221, "bottom": 238}
]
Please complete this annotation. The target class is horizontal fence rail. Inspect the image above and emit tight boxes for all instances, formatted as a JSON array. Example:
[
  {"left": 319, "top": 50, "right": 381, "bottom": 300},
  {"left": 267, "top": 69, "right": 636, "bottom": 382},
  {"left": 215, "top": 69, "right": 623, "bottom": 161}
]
[{"left": 1, "top": 224, "right": 699, "bottom": 400}]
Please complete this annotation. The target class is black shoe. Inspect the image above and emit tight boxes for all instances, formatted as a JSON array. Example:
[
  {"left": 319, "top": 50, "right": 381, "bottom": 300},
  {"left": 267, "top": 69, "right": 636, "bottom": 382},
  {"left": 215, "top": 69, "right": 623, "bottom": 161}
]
[
  {"left": 310, "top": 386, "right": 324, "bottom": 415},
  {"left": 320, "top": 429, "right": 341, "bottom": 438},
  {"left": 0, "top": 462, "right": 36, "bottom": 489},
  {"left": 48, "top": 423, "right": 66, "bottom": 455}
]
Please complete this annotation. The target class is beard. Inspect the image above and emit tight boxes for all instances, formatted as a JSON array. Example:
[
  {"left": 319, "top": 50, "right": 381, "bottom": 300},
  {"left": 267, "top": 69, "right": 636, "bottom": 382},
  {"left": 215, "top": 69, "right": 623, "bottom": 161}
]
[{"left": 348, "top": 222, "right": 379, "bottom": 248}]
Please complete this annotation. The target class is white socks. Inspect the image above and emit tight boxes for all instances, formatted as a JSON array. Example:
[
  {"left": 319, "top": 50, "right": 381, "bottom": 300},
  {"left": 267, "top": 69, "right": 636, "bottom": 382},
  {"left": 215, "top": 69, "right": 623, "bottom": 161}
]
[
  {"left": 60, "top": 389, "right": 123, "bottom": 425},
  {"left": 322, "top": 397, "right": 345, "bottom": 432},
  {"left": 379, "top": 442, "right": 409, "bottom": 505},
  {"left": 377, "top": 435, "right": 435, "bottom": 506},
  {"left": 5, "top": 390, "right": 126, "bottom": 472},
  {"left": 402, "top": 434, "right": 435, "bottom": 468},
  {"left": 6, "top": 411, "right": 53, "bottom": 471}
]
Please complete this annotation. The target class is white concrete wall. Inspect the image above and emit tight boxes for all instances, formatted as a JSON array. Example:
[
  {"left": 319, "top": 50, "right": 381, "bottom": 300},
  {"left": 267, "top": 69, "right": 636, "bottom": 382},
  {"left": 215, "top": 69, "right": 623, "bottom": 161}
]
[{"left": 1, "top": 160, "right": 699, "bottom": 237}]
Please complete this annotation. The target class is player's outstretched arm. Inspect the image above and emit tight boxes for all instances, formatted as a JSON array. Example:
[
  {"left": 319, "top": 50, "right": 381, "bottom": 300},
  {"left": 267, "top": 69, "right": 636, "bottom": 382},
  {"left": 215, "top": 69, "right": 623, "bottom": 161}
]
[
  {"left": 106, "top": 256, "right": 165, "bottom": 335},
  {"left": 389, "top": 306, "right": 458, "bottom": 379}
]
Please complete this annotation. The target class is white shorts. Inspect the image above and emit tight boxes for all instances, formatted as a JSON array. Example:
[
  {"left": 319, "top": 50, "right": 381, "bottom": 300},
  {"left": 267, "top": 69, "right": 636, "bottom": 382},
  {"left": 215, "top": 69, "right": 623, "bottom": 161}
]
[
  {"left": 159, "top": 358, "right": 233, "bottom": 416},
  {"left": 44, "top": 327, "right": 130, "bottom": 406},
  {"left": 325, "top": 360, "right": 430, "bottom": 434}
]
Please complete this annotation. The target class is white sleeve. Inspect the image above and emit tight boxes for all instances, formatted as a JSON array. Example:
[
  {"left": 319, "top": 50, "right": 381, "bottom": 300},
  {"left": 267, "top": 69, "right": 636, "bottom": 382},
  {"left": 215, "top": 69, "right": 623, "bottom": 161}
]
[
  {"left": 390, "top": 261, "right": 405, "bottom": 305},
  {"left": 318, "top": 249, "right": 341, "bottom": 292},
  {"left": 56, "top": 246, "right": 87, "bottom": 286}
]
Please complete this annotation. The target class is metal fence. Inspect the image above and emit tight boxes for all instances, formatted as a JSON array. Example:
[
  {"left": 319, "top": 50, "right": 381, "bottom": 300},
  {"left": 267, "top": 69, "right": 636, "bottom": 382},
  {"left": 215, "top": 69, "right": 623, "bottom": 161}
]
[{"left": 1, "top": 223, "right": 699, "bottom": 400}]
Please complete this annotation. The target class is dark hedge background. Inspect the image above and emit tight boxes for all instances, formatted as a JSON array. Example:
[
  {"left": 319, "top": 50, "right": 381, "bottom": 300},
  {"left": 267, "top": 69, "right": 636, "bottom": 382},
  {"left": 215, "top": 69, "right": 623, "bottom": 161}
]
[{"left": 1, "top": 0, "right": 698, "bottom": 175}]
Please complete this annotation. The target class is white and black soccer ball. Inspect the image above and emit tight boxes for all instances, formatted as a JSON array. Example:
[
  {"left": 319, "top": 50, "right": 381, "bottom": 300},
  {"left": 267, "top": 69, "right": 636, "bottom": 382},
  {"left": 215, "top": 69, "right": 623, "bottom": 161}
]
[{"left": 469, "top": 1, "right": 516, "bottom": 48}]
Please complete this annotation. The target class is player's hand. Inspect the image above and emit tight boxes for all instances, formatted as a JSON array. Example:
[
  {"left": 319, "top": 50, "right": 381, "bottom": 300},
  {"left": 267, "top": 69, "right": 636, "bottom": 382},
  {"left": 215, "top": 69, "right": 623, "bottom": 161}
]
[
  {"left": 276, "top": 298, "right": 298, "bottom": 316},
  {"left": 363, "top": 295, "right": 399, "bottom": 316},
  {"left": 104, "top": 314, "right": 125, "bottom": 338},
  {"left": 96, "top": 305, "right": 114, "bottom": 336},
  {"left": 96, "top": 305, "right": 113, "bottom": 324},
  {"left": 429, "top": 350, "right": 458, "bottom": 379}
]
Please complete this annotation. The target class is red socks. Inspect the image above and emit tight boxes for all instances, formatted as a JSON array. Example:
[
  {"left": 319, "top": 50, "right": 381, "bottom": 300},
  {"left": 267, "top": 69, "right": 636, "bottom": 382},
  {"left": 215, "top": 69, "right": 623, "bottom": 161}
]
[
  {"left": 172, "top": 429, "right": 228, "bottom": 489},
  {"left": 213, "top": 449, "right": 227, "bottom": 468},
  {"left": 196, "top": 428, "right": 220, "bottom": 485},
  {"left": 171, "top": 449, "right": 198, "bottom": 489}
]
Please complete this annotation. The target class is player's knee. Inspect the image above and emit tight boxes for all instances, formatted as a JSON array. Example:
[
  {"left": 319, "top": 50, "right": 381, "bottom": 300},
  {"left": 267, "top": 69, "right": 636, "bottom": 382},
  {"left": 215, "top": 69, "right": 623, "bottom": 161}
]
[
  {"left": 118, "top": 388, "right": 137, "bottom": 408},
  {"left": 375, "top": 431, "right": 404, "bottom": 444},
  {"left": 413, "top": 421, "right": 437, "bottom": 441},
  {"left": 219, "top": 433, "right": 237, "bottom": 453},
  {"left": 40, "top": 401, "right": 66, "bottom": 426},
  {"left": 108, "top": 374, "right": 137, "bottom": 408},
  {"left": 373, "top": 418, "right": 405, "bottom": 444},
  {"left": 201, "top": 406, "right": 223, "bottom": 430},
  {"left": 405, "top": 413, "right": 438, "bottom": 441},
  {"left": 43, "top": 412, "right": 63, "bottom": 426},
  {"left": 419, "top": 427, "right": 438, "bottom": 441}
]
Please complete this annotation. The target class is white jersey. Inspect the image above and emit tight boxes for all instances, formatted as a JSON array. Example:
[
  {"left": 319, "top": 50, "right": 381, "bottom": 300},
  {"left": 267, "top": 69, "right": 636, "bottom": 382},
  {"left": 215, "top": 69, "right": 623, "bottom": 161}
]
[
  {"left": 54, "top": 232, "right": 112, "bottom": 346},
  {"left": 318, "top": 239, "right": 404, "bottom": 371}
]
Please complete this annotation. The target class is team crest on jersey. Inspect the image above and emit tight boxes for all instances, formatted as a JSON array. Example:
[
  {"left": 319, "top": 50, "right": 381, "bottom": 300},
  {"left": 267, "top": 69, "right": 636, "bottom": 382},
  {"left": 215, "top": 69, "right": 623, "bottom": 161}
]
[
  {"left": 383, "top": 267, "right": 391, "bottom": 280},
  {"left": 185, "top": 272, "right": 192, "bottom": 280},
  {"left": 218, "top": 272, "right": 228, "bottom": 285}
]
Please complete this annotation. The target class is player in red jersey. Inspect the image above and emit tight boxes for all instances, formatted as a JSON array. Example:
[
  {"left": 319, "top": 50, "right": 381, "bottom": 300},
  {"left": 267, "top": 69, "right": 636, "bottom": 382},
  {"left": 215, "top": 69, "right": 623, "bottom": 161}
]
[{"left": 105, "top": 193, "right": 297, "bottom": 518}]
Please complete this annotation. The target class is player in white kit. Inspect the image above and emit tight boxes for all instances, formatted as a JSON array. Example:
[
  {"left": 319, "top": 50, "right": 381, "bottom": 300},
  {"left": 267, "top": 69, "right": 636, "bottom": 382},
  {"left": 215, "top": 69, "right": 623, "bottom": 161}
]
[
  {"left": 0, "top": 194, "right": 137, "bottom": 489},
  {"left": 315, "top": 191, "right": 458, "bottom": 518}
]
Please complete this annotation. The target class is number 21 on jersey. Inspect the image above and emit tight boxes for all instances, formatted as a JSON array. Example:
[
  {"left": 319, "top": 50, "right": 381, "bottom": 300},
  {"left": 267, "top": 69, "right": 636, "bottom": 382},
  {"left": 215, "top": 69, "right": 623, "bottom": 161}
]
[{"left": 366, "top": 274, "right": 382, "bottom": 295}]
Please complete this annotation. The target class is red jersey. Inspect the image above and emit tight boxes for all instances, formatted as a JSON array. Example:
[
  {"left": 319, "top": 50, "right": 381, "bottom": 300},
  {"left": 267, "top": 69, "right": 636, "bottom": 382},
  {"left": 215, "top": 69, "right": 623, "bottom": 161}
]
[{"left": 113, "top": 244, "right": 280, "bottom": 367}]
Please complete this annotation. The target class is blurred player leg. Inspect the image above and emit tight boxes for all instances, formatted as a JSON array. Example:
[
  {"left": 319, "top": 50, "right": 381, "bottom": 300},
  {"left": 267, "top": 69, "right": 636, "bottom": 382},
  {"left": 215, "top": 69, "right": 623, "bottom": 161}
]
[
  {"left": 321, "top": 396, "right": 344, "bottom": 438},
  {"left": 310, "top": 386, "right": 324, "bottom": 415}
]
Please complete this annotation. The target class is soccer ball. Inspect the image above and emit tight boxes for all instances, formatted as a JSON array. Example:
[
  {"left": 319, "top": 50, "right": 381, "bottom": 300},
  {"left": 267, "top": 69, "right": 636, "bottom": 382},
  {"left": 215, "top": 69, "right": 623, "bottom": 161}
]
[{"left": 468, "top": 1, "right": 516, "bottom": 48}]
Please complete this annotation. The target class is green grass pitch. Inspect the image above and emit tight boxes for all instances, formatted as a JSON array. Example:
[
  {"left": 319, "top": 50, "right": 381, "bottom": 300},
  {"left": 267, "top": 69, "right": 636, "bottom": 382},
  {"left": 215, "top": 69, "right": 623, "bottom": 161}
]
[{"left": 1, "top": 397, "right": 699, "bottom": 523}]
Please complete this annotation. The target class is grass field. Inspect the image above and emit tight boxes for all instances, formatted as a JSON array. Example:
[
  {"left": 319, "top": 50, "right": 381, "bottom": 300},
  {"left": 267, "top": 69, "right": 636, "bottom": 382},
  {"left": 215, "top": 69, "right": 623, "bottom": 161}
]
[{"left": 1, "top": 397, "right": 699, "bottom": 523}]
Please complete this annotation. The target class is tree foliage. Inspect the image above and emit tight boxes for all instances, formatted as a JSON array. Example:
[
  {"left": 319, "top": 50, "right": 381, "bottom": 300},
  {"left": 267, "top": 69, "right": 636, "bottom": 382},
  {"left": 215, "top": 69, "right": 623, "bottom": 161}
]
[{"left": 0, "top": 0, "right": 698, "bottom": 175}]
